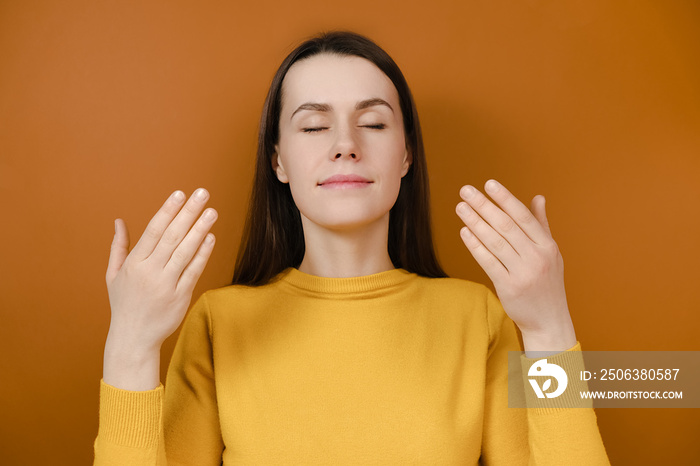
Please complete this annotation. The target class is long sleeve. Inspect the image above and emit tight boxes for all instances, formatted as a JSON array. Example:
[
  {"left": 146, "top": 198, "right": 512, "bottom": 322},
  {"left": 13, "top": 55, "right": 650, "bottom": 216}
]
[
  {"left": 93, "top": 292, "right": 223, "bottom": 465},
  {"left": 162, "top": 291, "right": 224, "bottom": 464},
  {"left": 93, "top": 381, "right": 166, "bottom": 465},
  {"left": 480, "top": 289, "right": 610, "bottom": 465}
]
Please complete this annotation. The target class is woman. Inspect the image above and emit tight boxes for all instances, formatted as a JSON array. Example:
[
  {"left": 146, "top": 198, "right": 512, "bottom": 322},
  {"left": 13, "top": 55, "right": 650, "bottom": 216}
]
[{"left": 95, "top": 31, "right": 609, "bottom": 464}]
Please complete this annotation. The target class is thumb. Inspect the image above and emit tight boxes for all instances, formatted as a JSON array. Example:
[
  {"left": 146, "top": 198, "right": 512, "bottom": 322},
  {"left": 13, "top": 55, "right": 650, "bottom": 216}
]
[
  {"left": 530, "top": 195, "right": 552, "bottom": 236},
  {"left": 106, "top": 218, "right": 130, "bottom": 284}
]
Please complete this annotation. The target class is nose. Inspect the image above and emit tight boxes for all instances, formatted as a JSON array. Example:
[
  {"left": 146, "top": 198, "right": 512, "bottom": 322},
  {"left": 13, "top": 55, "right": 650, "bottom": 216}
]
[{"left": 330, "top": 125, "right": 360, "bottom": 161}]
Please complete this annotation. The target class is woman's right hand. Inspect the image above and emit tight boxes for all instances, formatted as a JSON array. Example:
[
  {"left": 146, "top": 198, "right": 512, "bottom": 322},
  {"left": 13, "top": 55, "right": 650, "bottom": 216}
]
[{"left": 103, "top": 188, "right": 218, "bottom": 390}]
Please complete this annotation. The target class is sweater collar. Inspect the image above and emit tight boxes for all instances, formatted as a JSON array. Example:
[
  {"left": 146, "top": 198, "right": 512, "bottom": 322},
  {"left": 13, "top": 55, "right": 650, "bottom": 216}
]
[{"left": 277, "top": 267, "right": 416, "bottom": 295}]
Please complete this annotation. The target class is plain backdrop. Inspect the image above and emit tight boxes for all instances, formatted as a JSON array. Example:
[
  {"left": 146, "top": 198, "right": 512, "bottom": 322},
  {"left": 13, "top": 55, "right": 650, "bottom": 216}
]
[{"left": 1, "top": 0, "right": 698, "bottom": 464}]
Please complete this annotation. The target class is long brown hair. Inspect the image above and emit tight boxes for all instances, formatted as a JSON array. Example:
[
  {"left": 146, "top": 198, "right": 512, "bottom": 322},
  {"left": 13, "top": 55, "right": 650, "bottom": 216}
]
[{"left": 231, "top": 31, "right": 448, "bottom": 286}]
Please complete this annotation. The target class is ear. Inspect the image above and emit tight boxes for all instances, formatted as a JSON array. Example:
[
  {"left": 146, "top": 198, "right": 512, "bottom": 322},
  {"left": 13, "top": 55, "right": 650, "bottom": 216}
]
[
  {"left": 271, "top": 147, "right": 289, "bottom": 183},
  {"left": 400, "top": 148, "right": 413, "bottom": 178}
]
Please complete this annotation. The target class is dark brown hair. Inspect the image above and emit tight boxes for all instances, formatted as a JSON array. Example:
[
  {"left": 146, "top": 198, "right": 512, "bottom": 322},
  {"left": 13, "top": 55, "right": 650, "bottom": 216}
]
[{"left": 231, "top": 31, "right": 448, "bottom": 285}]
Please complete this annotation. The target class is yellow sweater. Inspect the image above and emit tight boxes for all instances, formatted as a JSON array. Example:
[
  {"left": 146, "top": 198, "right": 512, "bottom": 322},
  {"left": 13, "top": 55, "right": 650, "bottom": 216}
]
[{"left": 94, "top": 267, "right": 610, "bottom": 465}]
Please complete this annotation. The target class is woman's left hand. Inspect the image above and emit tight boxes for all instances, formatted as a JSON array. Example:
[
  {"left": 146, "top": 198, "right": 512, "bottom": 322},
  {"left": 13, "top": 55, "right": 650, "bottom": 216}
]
[{"left": 455, "top": 179, "right": 576, "bottom": 352}]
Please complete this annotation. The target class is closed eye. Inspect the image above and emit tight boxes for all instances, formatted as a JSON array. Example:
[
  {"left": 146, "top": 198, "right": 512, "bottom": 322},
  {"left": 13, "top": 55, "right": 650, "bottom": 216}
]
[{"left": 302, "top": 124, "right": 385, "bottom": 132}]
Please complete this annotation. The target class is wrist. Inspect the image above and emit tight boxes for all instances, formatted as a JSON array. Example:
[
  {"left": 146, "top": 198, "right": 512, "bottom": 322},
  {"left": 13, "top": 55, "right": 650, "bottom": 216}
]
[
  {"left": 521, "top": 322, "right": 577, "bottom": 358},
  {"left": 103, "top": 334, "right": 162, "bottom": 391}
]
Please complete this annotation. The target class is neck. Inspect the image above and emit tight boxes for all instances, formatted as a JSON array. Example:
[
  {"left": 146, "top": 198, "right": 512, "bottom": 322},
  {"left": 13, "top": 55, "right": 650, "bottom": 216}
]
[{"left": 298, "top": 212, "right": 394, "bottom": 278}]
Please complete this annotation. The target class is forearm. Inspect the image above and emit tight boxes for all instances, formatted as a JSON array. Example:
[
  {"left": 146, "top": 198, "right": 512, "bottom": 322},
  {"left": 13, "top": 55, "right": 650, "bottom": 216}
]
[
  {"left": 520, "top": 341, "right": 611, "bottom": 465},
  {"left": 96, "top": 332, "right": 165, "bottom": 465}
]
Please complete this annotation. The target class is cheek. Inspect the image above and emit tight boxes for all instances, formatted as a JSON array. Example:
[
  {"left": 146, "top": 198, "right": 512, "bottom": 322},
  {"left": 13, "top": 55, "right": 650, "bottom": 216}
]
[
  {"left": 376, "top": 136, "right": 408, "bottom": 175},
  {"left": 279, "top": 141, "right": 312, "bottom": 181},
  {"left": 278, "top": 149, "right": 317, "bottom": 207}
]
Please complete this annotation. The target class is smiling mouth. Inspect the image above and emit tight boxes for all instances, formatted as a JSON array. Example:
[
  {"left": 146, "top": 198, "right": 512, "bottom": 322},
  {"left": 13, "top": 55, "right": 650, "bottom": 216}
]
[{"left": 319, "top": 181, "right": 373, "bottom": 189}]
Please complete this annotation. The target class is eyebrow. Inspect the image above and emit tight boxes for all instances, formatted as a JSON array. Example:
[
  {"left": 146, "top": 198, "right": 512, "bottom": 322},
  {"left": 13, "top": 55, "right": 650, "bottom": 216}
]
[{"left": 290, "top": 98, "right": 394, "bottom": 120}]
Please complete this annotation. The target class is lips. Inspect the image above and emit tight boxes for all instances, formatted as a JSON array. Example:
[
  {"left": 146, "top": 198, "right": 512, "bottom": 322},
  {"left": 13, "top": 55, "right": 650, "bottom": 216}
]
[{"left": 319, "top": 174, "right": 372, "bottom": 185}]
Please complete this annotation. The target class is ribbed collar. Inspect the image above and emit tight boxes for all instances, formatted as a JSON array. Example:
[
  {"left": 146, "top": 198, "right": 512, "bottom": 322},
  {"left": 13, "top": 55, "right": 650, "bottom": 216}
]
[{"left": 277, "top": 267, "right": 416, "bottom": 295}]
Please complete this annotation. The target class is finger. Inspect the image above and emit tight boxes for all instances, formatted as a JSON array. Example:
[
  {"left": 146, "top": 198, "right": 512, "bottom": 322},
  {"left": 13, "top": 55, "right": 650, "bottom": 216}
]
[
  {"left": 149, "top": 188, "right": 211, "bottom": 266},
  {"left": 479, "top": 179, "right": 551, "bottom": 245},
  {"left": 106, "top": 218, "right": 130, "bottom": 284},
  {"left": 458, "top": 225, "right": 508, "bottom": 283},
  {"left": 164, "top": 207, "right": 218, "bottom": 277},
  {"left": 459, "top": 183, "right": 533, "bottom": 253},
  {"left": 176, "top": 232, "right": 216, "bottom": 296},
  {"left": 456, "top": 200, "right": 520, "bottom": 270},
  {"left": 130, "top": 190, "right": 187, "bottom": 262},
  {"left": 530, "top": 195, "right": 552, "bottom": 236}
]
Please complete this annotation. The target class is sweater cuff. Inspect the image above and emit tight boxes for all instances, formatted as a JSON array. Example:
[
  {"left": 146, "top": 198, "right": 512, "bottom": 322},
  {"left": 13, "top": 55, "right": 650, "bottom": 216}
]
[
  {"left": 519, "top": 341, "right": 593, "bottom": 412},
  {"left": 98, "top": 378, "right": 164, "bottom": 448}
]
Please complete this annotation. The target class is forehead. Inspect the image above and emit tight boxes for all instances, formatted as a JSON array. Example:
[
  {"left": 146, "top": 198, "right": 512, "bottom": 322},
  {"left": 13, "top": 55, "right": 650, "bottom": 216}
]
[{"left": 280, "top": 54, "right": 399, "bottom": 111}]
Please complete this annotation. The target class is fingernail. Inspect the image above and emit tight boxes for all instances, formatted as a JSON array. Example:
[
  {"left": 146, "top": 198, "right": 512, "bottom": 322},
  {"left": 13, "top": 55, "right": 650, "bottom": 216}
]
[
  {"left": 461, "top": 186, "right": 475, "bottom": 198},
  {"left": 203, "top": 208, "right": 216, "bottom": 221},
  {"left": 172, "top": 190, "right": 185, "bottom": 202},
  {"left": 195, "top": 188, "right": 207, "bottom": 200},
  {"left": 485, "top": 180, "right": 500, "bottom": 192}
]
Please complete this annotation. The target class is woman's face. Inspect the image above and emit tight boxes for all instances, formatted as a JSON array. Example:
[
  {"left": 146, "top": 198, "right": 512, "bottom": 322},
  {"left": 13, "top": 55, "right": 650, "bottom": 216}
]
[{"left": 273, "top": 53, "right": 411, "bottom": 232}]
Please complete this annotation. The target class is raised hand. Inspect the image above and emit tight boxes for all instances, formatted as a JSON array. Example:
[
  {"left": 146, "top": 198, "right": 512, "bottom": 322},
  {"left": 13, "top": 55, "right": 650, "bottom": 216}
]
[
  {"left": 455, "top": 179, "right": 576, "bottom": 353},
  {"left": 103, "top": 188, "right": 218, "bottom": 390}
]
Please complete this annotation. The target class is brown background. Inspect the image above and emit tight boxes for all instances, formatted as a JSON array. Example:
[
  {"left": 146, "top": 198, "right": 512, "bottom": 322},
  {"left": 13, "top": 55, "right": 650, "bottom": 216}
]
[{"left": 1, "top": 0, "right": 698, "bottom": 464}]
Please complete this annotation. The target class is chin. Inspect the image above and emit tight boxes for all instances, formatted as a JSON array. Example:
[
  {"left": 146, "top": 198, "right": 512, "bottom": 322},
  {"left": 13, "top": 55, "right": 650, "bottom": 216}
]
[{"left": 303, "top": 210, "right": 389, "bottom": 232}]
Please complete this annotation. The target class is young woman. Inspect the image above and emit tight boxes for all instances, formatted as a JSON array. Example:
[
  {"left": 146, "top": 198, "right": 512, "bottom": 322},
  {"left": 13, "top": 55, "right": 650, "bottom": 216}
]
[{"left": 95, "top": 31, "right": 610, "bottom": 465}]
